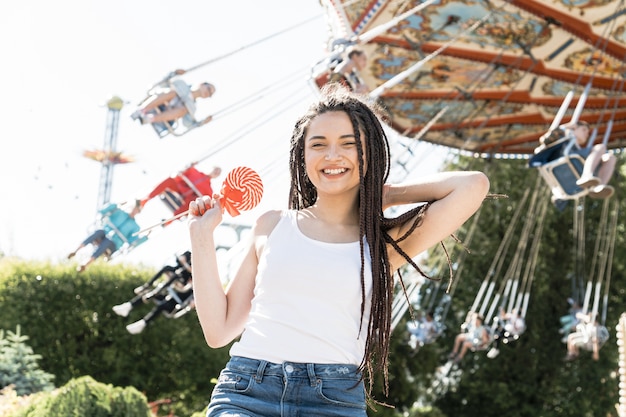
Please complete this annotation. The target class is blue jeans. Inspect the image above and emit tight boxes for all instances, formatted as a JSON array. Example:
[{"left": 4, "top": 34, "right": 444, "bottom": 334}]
[
  {"left": 81, "top": 229, "right": 116, "bottom": 259},
  {"left": 207, "top": 356, "right": 367, "bottom": 417}
]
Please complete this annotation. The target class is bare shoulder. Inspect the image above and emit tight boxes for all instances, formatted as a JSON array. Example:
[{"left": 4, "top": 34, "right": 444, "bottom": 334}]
[
  {"left": 248, "top": 210, "right": 283, "bottom": 260},
  {"left": 252, "top": 210, "right": 283, "bottom": 237}
]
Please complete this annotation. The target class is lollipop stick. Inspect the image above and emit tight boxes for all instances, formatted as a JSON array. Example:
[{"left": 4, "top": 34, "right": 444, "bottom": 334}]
[
  {"left": 133, "top": 210, "right": 191, "bottom": 236},
  {"left": 133, "top": 194, "right": 232, "bottom": 236}
]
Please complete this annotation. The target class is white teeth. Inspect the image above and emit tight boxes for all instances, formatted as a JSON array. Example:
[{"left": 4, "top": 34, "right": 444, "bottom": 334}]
[{"left": 323, "top": 168, "right": 347, "bottom": 175}]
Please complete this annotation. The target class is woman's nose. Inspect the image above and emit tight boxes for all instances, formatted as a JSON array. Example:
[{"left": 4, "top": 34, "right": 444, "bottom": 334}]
[{"left": 325, "top": 147, "right": 341, "bottom": 160}]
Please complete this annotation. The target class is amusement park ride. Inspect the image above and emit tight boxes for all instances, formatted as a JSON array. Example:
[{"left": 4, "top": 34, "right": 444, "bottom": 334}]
[
  {"left": 83, "top": 96, "right": 134, "bottom": 210},
  {"left": 310, "top": 1, "right": 623, "bottom": 400},
  {"left": 313, "top": 0, "right": 626, "bottom": 157},
  {"left": 310, "top": 0, "right": 626, "bottom": 207}
]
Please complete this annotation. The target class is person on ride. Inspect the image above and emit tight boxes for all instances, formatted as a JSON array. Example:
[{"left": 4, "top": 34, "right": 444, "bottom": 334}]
[
  {"left": 487, "top": 307, "right": 526, "bottom": 358},
  {"left": 559, "top": 298, "right": 583, "bottom": 341},
  {"left": 125, "top": 280, "right": 195, "bottom": 335},
  {"left": 112, "top": 250, "right": 192, "bottom": 318},
  {"left": 328, "top": 47, "right": 369, "bottom": 94},
  {"left": 534, "top": 121, "right": 615, "bottom": 199},
  {"left": 408, "top": 310, "right": 438, "bottom": 347},
  {"left": 140, "top": 164, "right": 222, "bottom": 217},
  {"left": 187, "top": 84, "right": 489, "bottom": 414},
  {"left": 567, "top": 121, "right": 616, "bottom": 199},
  {"left": 448, "top": 313, "right": 490, "bottom": 364},
  {"left": 131, "top": 81, "right": 215, "bottom": 127},
  {"left": 564, "top": 312, "right": 609, "bottom": 362},
  {"left": 67, "top": 200, "right": 146, "bottom": 272}
]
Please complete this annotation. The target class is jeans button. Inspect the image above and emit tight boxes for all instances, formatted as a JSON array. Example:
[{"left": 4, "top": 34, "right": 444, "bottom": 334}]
[{"left": 285, "top": 365, "right": 294, "bottom": 373}]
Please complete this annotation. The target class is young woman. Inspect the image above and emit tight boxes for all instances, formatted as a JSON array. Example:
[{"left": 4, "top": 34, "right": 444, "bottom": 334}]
[{"left": 188, "top": 84, "right": 489, "bottom": 415}]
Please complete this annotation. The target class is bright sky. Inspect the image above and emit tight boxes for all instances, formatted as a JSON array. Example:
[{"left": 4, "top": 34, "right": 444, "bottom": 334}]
[{"left": 0, "top": 0, "right": 447, "bottom": 268}]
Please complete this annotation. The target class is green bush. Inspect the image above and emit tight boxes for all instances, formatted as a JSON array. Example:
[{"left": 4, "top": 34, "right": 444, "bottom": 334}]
[
  {"left": 0, "top": 258, "right": 229, "bottom": 416},
  {"left": 189, "top": 407, "right": 208, "bottom": 417},
  {"left": 11, "top": 375, "right": 150, "bottom": 417}
]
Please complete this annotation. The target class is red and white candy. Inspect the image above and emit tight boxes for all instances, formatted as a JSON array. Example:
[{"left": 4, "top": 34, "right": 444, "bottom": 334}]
[{"left": 220, "top": 166, "right": 263, "bottom": 217}]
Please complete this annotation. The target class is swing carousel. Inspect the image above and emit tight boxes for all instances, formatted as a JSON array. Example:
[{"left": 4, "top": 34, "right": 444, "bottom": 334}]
[{"left": 310, "top": 0, "right": 624, "bottom": 373}]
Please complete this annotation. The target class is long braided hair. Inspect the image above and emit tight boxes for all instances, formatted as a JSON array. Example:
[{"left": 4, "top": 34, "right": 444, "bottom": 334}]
[{"left": 288, "top": 84, "right": 429, "bottom": 400}]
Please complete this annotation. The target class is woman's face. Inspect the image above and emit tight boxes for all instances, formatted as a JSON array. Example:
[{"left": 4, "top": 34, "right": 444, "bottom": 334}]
[{"left": 303, "top": 111, "right": 366, "bottom": 196}]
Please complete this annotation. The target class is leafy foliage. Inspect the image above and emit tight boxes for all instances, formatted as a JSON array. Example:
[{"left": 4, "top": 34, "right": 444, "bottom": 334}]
[
  {"left": 0, "top": 259, "right": 230, "bottom": 417},
  {"left": 11, "top": 375, "right": 150, "bottom": 417},
  {"left": 0, "top": 326, "right": 55, "bottom": 396}
]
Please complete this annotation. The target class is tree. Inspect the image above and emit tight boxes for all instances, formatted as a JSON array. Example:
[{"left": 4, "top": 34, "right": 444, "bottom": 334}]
[
  {"left": 0, "top": 326, "right": 55, "bottom": 396},
  {"left": 428, "top": 157, "right": 624, "bottom": 417}
]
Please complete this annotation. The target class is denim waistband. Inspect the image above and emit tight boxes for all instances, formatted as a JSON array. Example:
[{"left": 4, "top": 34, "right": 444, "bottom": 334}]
[{"left": 227, "top": 356, "right": 362, "bottom": 385}]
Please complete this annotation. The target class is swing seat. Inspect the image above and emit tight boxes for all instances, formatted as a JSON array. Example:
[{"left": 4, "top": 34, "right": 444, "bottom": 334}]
[
  {"left": 160, "top": 190, "right": 185, "bottom": 213},
  {"left": 162, "top": 287, "right": 194, "bottom": 319},
  {"left": 534, "top": 153, "right": 588, "bottom": 200},
  {"left": 496, "top": 329, "right": 522, "bottom": 345},
  {"left": 143, "top": 104, "right": 179, "bottom": 139},
  {"left": 528, "top": 138, "right": 568, "bottom": 168},
  {"left": 142, "top": 280, "right": 171, "bottom": 303},
  {"left": 144, "top": 79, "right": 201, "bottom": 139},
  {"left": 101, "top": 218, "right": 148, "bottom": 260},
  {"left": 156, "top": 170, "right": 207, "bottom": 216},
  {"left": 170, "top": 298, "right": 195, "bottom": 319},
  {"left": 575, "top": 325, "right": 610, "bottom": 350},
  {"left": 151, "top": 121, "right": 176, "bottom": 138},
  {"left": 469, "top": 327, "right": 494, "bottom": 353}
]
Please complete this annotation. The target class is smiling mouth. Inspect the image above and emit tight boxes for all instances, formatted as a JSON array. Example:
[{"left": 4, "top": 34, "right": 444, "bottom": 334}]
[{"left": 323, "top": 168, "right": 347, "bottom": 175}]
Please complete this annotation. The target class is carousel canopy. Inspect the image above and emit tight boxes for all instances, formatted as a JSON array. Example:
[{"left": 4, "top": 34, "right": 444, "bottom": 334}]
[{"left": 317, "top": 0, "right": 626, "bottom": 157}]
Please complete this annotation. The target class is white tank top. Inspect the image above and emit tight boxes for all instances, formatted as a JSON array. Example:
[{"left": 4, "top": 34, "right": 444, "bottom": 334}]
[{"left": 229, "top": 210, "right": 373, "bottom": 365}]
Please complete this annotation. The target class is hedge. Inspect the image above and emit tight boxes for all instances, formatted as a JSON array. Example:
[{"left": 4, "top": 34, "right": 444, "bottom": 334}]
[{"left": 0, "top": 258, "right": 230, "bottom": 416}]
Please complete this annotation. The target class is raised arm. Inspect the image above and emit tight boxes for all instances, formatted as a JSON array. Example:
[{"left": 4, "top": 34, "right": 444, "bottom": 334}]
[
  {"left": 189, "top": 196, "right": 246, "bottom": 347},
  {"left": 188, "top": 196, "right": 276, "bottom": 348},
  {"left": 383, "top": 171, "right": 489, "bottom": 268}
]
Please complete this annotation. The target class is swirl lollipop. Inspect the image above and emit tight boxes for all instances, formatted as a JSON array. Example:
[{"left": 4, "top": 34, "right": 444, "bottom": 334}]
[
  {"left": 219, "top": 166, "right": 264, "bottom": 217},
  {"left": 133, "top": 166, "right": 263, "bottom": 236}
]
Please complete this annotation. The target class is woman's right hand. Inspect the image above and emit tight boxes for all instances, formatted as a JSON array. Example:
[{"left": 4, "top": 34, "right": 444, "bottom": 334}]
[{"left": 188, "top": 194, "right": 223, "bottom": 236}]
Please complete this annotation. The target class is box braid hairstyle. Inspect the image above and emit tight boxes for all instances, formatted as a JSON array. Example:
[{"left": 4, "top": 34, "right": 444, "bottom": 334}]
[{"left": 288, "top": 83, "right": 432, "bottom": 403}]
